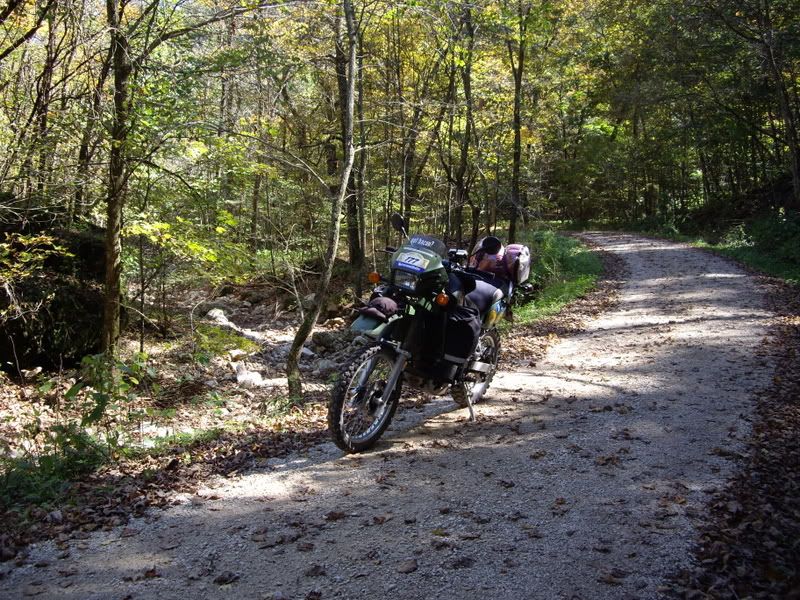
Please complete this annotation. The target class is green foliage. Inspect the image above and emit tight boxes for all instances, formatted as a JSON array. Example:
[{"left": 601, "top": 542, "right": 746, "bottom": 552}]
[
  {"left": 697, "top": 213, "right": 800, "bottom": 285},
  {"left": 58, "top": 353, "right": 157, "bottom": 449},
  {"left": 259, "top": 395, "right": 296, "bottom": 417},
  {"left": 1, "top": 352, "right": 159, "bottom": 508},
  {"left": 508, "top": 232, "right": 603, "bottom": 327},
  {"left": 0, "top": 233, "right": 70, "bottom": 283},
  {"left": 747, "top": 213, "right": 800, "bottom": 266},
  {"left": 0, "top": 425, "right": 107, "bottom": 508},
  {"left": 193, "top": 324, "right": 259, "bottom": 363},
  {"left": 0, "top": 233, "right": 73, "bottom": 322}
]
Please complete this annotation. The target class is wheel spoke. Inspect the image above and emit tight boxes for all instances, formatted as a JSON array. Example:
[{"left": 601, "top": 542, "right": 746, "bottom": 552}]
[
  {"left": 340, "top": 351, "right": 395, "bottom": 443},
  {"left": 453, "top": 330, "right": 500, "bottom": 408}
]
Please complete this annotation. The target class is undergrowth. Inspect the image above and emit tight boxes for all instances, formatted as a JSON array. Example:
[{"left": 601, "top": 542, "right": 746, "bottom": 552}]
[
  {"left": 192, "top": 324, "right": 259, "bottom": 364},
  {"left": 633, "top": 212, "right": 800, "bottom": 285},
  {"left": 557, "top": 210, "right": 799, "bottom": 286},
  {"left": 0, "top": 429, "right": 107, "bottom": 508},
  {"left": 693, "top": 213, "right": 800, "bottom": 285}
]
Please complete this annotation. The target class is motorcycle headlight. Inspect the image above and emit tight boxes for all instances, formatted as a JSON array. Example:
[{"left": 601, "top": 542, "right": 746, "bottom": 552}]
[{"left": 393, "top": 269, "right": 418, "bottom": 291}]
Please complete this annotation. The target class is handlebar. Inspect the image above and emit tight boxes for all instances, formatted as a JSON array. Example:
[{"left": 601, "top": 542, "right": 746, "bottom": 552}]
[{"left": 445, "top": 260, "right": 497, "bottom": 284}]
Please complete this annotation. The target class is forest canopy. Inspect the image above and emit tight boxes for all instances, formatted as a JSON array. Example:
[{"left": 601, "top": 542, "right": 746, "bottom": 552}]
[{"left": 1, "top": 0, "right": 798, "bottom": 354}]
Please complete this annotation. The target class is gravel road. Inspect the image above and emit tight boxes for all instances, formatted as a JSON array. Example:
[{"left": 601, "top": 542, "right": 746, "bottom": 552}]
[{"left": 2, "top": 233, "right": 776, "bottom": 600}]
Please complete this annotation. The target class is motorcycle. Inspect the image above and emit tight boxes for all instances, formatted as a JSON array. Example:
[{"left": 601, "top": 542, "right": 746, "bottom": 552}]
[{"left": 327, "top": 213, "right": 518, "bottom": 453}]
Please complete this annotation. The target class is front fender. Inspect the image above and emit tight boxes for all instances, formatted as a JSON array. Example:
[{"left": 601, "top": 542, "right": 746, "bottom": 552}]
[{"left": 350, "top": 313, "right": 402, "bottom": 340}]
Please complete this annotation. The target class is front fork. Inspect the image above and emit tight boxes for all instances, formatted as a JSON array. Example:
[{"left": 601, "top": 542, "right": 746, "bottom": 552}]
[{"left": 379, "top": 344, "right": 410, "bottom": 405}]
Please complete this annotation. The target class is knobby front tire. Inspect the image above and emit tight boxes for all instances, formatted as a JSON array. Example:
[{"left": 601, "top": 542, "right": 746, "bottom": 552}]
[{"left": 328, "top": 345, "right": 402, "bottom": 453}]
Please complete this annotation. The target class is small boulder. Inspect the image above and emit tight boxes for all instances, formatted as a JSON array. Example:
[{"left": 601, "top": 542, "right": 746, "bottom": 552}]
[
  {"left": 302, "top": 293, "right": 316, "bottom": 311},
  {"left": 314, "top": 359, "right": 338, "bottom": 375},
  {"left": 234, "top": 363, "right": 264, "bottom": 388},
  {"left": 228, "top": 349, "right": 248, "bottom": 362},
  {"left": 311, "top": 331, "right": 338, "bottom": 350}
]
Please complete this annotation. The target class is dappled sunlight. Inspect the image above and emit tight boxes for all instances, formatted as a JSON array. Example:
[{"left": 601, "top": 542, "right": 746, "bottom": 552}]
[
  {"left": 702, "top": 272, "right": 747, "bottom": 280},
  {"left": 4, "top": 234, "right": 776, "bottom": 599}
]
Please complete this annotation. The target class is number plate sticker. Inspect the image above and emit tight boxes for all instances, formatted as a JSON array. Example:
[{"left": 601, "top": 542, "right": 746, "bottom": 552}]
[{"left": 394, "top": 251, "right": 429, "bottom": 273}]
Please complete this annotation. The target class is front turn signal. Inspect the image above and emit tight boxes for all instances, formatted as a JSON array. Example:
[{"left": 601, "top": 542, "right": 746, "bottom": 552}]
[
  {"left": 367, "top": 271, "right": 381, "bottom": 284},
  {"left": 435, "top": 292, "right": 450, "bottom": 307}
]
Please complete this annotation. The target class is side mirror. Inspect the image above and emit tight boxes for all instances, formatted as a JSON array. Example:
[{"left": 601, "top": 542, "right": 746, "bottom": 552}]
[
  {"left": 448, "top": 248, "right": 468, "bottom": 263},
  {"left": 389, "top": 213, "right": 407, "bottom": 236}
]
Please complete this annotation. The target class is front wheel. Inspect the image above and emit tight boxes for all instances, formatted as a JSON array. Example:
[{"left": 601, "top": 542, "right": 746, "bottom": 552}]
[
  {"left": 328, "top": 345, "right": 402, "bottom": 453},
  {"left": 452, "top": 329, "right": 501, "bottom": 408}
]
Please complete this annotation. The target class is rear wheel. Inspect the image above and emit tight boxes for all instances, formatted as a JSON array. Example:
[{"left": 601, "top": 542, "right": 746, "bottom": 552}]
[
  {"left": 452, "top": 329, "right": 501, "bottom": 408},
  {"left": 328, "top": 345, "right": 402, "bottom": 453}
]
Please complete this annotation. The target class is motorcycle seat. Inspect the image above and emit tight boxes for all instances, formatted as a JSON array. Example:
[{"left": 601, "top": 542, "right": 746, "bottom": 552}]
[{"left": 466, "top": 279, "right": 505, "bottom": 316}]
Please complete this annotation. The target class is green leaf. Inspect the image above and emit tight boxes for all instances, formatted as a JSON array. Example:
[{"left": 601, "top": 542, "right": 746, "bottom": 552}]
[{"left": 65, "top": 382, "right": 84, "bottom": 400}]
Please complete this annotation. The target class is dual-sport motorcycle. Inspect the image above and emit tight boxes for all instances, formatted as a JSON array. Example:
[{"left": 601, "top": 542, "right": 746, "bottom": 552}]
[{"left": 327, "top": 213, "right": 530, "bottom": 453}]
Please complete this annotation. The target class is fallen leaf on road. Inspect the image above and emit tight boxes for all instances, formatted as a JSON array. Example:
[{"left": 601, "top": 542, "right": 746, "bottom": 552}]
[
  {"left": 213, "top": 571, "right": 240, "bottom": 585},
  {"left": 397, "top": 559, "right": 418, "bottom": 574},
  {"left": 448, "top": 556, "right": 475, "bottom": 569},
  {"left": 304, "top": 565, "right": 326, "bottom": 577}
]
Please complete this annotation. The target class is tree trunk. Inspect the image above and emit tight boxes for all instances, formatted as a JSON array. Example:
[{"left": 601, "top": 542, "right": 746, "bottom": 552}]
[
  {"left": 34, "top": 8, "right": 56, "bottom": 201},
  {"left": 73, "top": 45, "right": 113, "bottom": 222},
  {"left": 762, "top": 39, "right": 800, "bottom": 208},
  {"left": 336, "top": 17, "right": 359, "bottom": 268},
  {"left": 506, "top": 4, "right": 528, "bottom": 244},
  {"left": 454, "top": 4, "right": 474, "bottom": 247},
  {"left": 286, "top": 0, "right": 358, "bottom": 400},
  {"left": 250, "top": 173, "right": 261, "bottom": 247},
  {"left": 101, "top": 0, "right": 132, "bottom": 353},
  {"left": 339, "top": 24, "right": 365, "bottom": 293},
  {"left": 355, "top": 33, "right": 367, "bottom": 294}
]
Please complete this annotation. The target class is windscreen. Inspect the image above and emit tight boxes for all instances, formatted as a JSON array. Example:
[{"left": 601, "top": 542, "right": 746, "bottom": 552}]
[{"left": 405, "top": 234, "right": 447, "bottom": 259}]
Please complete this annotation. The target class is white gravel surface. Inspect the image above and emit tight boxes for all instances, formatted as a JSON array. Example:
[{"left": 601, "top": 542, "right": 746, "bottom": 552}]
[{"left": 2, "top": 233, "right": 776, "bottom": 600}]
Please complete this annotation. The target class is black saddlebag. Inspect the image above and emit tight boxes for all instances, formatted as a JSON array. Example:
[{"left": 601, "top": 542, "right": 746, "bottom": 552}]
[{"left": 443, "top": 305, "right": 481, "bottom": 364}]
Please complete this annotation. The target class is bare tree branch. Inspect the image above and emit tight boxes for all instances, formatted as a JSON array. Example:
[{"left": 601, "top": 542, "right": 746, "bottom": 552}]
[{"left": 0, "top": 0, "right": 57, "bottom": 64}]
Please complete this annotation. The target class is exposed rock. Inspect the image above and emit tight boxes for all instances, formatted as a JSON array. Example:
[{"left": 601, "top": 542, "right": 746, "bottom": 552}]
[
  {"left": 0, "top": 227, "right": 106, "bottom": 370},
  {"left": 206, "top": 308, "right": 228, "bottom": 322},
  {"left": 213, "top": 571, "right": 239, "bottom": 585},
  {"left": 311, "top": 331, "right": 339, "bottom": 350},
  {"left": 302, "top": 293, "right": 317, "bottom": 311},
  {"left": 205, "top": 308, "right": 263, "bottom": 344},
  {"left": 20, "top": 367, "right": 42, "bottom": 380},
  {"left": 241, "top": 289, "right": 269, "bottom": 305},
  {"left": 314, "top": 359, "right": 338, "bottom": 376},
  {"left": 234, "top": 363, "right": 264, "bottom": 388},
  {"left": 228, "top": 349, "right": 248, "bottom": 362},
  {"left": 397, "top": 559, "right": 418, "bottom": 574},
  {"left": 197, "top": 301, "right": 232, "bottom": 316}
]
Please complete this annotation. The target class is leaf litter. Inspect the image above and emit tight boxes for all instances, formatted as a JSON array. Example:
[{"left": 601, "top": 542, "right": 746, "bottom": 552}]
[{"left": 669, "top": 274, "right": 800, "bottom": 599}]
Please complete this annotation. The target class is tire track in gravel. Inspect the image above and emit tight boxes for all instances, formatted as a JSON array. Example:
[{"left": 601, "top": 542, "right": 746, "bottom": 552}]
[{"left": 2, "top": 233, "right": 775, "bottom": 600}]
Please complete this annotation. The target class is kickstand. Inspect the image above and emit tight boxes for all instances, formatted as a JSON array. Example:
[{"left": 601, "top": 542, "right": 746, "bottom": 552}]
[{"left": 466, "top": 396, "right": 475, "bottom": 422}]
